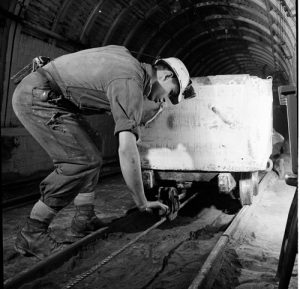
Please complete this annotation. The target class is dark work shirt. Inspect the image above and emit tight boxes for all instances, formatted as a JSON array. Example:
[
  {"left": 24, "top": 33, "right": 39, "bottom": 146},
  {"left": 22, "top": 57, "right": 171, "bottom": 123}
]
[{"left": 44, "top": 45, "right": 152, "bottom": 140}]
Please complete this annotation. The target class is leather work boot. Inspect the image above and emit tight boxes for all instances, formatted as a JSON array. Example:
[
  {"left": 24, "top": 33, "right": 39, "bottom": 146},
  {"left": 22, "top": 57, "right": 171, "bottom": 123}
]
[
  {"left": 71, "top": 205, "right": 105, "bottom": 237},
  {"left": 14, "top": 217, "right": 65, "bottom": 260}
]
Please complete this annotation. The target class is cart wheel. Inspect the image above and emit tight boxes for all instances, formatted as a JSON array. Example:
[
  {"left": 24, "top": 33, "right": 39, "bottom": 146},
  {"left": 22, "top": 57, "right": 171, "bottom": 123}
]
[
  {"left": 251, "top": 171, "right": 259, "bottom": 196},
  {"left": 238, "top": 171, "right": 259, "bottom": 205},
  {"left": 266, "top": 158, "right": 273, "bottom": 171},
  {"left": 239, "top": 179, "right": 253, "bottom": 205}
]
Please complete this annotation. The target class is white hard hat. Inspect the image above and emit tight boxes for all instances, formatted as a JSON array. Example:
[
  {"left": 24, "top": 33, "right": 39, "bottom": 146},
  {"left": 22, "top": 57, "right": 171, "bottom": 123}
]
[{"left": 155, "top": 57, "right": 192, "bottom": 104}]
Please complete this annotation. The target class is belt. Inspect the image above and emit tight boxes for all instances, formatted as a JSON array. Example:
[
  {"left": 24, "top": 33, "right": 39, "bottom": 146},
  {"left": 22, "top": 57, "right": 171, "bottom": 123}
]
[{"left": 36, "top": 68, "right": 63, "bottom": 96}]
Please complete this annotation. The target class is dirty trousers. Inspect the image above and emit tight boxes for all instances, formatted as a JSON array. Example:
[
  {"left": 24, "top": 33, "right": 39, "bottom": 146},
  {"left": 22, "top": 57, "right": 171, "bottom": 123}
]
[{"left": 12, "top": 72, "right": 102, "bottom": 210}]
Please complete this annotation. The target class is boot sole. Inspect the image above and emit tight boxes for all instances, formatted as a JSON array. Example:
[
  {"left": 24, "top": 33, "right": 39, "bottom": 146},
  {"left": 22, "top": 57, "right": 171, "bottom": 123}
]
[
  {"left": 14, "top": 244, "right": 43, "bottom": 260},
  {"left": 70, "top": 228, "right": 92, "bottom": 238}
]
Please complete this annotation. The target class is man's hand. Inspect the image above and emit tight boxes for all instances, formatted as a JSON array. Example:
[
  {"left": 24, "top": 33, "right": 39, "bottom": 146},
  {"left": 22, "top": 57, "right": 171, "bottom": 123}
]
[
  {"left": 118, "top": 131, "right": 170, "bottom": 217},
  {"left": 139, "top": 201, "right": 169, "bottom": 215},
  {"left": 119, "top": 132, "right": 169, "bottom": 215}
]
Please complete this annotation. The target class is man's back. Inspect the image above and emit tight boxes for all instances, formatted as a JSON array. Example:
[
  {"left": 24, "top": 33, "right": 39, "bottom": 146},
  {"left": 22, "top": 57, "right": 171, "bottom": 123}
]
[{"left": 44, "top": 45, "right": 144, "bottom": 92}]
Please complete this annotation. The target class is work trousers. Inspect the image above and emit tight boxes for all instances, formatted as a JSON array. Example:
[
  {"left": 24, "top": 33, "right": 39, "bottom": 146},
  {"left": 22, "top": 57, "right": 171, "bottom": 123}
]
[{"left": 12, "top": 72, "right": 102, "bottom": 210}]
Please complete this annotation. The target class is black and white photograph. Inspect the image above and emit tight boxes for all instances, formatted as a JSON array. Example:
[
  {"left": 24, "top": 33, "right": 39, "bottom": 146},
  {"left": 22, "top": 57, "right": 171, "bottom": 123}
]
[{"left": 1, "top": 0, "right": 298, "bottom": 288}]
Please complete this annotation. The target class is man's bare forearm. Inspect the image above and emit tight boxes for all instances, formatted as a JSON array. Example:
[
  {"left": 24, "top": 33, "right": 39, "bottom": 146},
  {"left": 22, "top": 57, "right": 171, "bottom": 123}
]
[{"left": 118, "top": 131, "right": 147, "bottom": 208}]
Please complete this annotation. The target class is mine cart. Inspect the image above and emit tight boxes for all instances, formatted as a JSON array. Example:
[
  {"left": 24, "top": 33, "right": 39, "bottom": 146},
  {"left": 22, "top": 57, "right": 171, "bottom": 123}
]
[{"left": 138, "top": 74, "right": 273, "bottom": 205}]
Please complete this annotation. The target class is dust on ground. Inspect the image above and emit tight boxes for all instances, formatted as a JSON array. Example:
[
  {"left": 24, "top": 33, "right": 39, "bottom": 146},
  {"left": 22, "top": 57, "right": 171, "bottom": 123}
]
[
  {"left": 19, "top": 207, "right": 235, "bottom": 289},
  {"left": 212, "top": 154, "right": 298, "bottom": 289},
  {"left": 4, "top": 175, "right": 239, "bottom": 289},
  {"left": 4, "top": 155, "right": 297, "bottom": 289}
]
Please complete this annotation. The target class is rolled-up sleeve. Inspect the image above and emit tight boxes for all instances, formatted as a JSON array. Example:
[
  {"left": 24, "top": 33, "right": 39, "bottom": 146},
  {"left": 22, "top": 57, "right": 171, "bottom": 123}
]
[{"left": 107, "top": 78, "right": 143, "bottom": 140}]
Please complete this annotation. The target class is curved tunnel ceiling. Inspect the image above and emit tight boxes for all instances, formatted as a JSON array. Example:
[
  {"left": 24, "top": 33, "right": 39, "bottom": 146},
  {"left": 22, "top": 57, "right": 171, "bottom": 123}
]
[{"left": 9, "top": 0, "right": 297, "bottom": 83}]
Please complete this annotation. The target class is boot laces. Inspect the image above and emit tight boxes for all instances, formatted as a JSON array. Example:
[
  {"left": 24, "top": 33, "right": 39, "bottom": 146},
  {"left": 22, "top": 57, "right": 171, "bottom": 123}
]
[{"left": 46, "top": 228, "right": 62, "bottom": 248}]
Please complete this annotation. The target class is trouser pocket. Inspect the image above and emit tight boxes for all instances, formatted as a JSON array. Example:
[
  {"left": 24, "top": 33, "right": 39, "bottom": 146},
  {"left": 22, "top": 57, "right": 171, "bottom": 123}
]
[{"left": 32, "top": 88, "right": 61, "bottom": 104}]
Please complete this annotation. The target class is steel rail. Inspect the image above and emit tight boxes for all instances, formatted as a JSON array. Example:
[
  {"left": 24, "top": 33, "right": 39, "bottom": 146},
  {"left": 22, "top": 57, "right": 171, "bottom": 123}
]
[
  {"left": 4, "top": 171, "right": 275, "bottom": 289},
  {"left": 4, "top": 226, "right": 110, "bottom": 289},
  {"left": 188, "top": 171, "right": 278, "bottom": 289},
  {"left": 63, "top": 171, "right": 276, "bottom": 289},
  {"left": 3, "top": 191, "right": 198, "bottom": 289},
  {"left": 62, "top": 192, "right": 199, "bottom": 288}
]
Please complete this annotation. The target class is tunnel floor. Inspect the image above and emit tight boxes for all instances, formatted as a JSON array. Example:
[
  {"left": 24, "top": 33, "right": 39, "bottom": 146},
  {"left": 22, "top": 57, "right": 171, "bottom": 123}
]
[{"left": 3, "top": 154, "right": 298, "bottom": 288}]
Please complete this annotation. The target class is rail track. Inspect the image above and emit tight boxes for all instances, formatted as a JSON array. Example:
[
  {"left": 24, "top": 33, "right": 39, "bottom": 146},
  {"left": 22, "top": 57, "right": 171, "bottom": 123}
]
[{"left": 3, "top": 171, "right": 275, "bottom": 289}]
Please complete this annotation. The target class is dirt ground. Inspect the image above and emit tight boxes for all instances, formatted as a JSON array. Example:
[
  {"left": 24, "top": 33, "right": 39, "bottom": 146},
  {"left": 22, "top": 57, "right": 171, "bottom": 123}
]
[
  {"left": 33, "top": 205, "right": 235, "bottom": 289},
  {"left": 212, "top": 154, "right": 298, "bottom": 289},
  {"left": 3, "top": 174, "right": 135, "bottom": 282},
  {"left": 3, "top": 154, "right": 298, "bottom": 289},
  {"left": 4, "top": 174, "right": 240, "bottom": 289}
]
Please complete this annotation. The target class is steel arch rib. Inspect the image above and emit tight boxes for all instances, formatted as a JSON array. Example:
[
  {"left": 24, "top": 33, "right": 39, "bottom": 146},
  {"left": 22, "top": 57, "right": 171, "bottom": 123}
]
[
  {"left": 50, "top": 0, "right": 74, "bottom": 33},
  {"left": 138, "top": 1, "right": 294, "bottom": 58},
  {"left": 80, "top": 0, "right": 106, "bottom": 43},
  {"left": 190, "top": 46, "right": 290, "bottom": 80},
  {"left": 179, "top": 36, "right": 291, "bottom": 77},
  {"left": 102, "top": 4, "right": 129, "bottom": 46}
]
